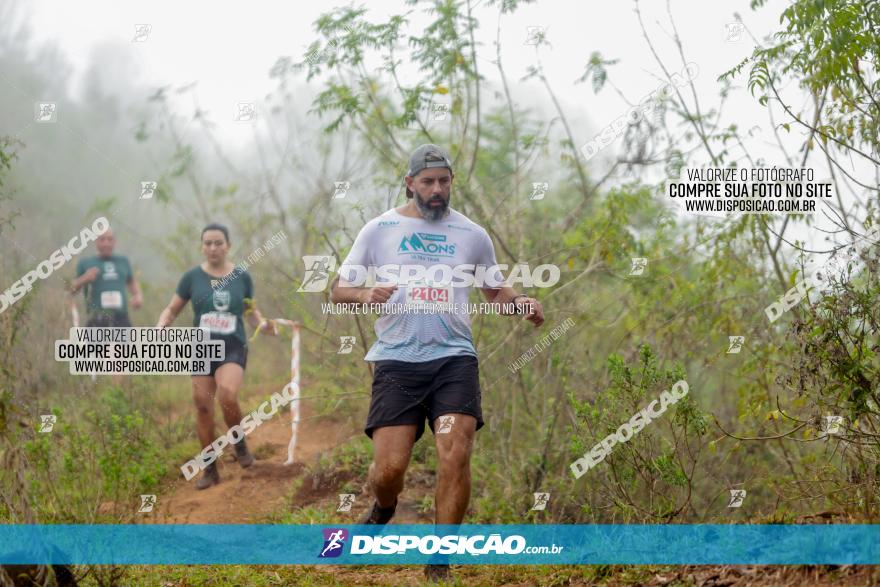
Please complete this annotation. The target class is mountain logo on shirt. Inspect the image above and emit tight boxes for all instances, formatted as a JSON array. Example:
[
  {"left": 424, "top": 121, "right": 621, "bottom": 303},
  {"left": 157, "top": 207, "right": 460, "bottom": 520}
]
[{"left": 397, "top": 232, "right": 456, "bottom": 257}]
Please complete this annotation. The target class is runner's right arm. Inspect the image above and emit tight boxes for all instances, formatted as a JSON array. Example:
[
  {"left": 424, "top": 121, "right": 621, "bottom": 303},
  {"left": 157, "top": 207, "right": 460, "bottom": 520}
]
[
  {"left": 330, "top": 276, "right": 397, "bottom": 305},
  {"left": 329, "top": 221, "right": 397, "bottom": 305},
  {"left": 156, "top": 294, "right": 187, "bottom": 327},
  {"left": 70, "top": 266, "right": 99, "bottom": 294}
]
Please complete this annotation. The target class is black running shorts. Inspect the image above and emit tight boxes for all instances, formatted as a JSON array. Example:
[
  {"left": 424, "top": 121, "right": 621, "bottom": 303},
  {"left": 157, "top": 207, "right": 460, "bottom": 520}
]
[
  {"left": 365, "top": 354, "right": 484, "bottom": 441},
  {"left": 86, "top": 311, "right": 132, "bottom": 328},
  {"left": 192, "top": 336, "right": 248, "bottom": 377}
]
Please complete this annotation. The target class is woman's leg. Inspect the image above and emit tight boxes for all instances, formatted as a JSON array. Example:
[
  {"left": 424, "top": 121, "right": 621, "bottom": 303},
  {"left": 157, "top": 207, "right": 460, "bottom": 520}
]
[
  {"left": 213, "top": 363, "right": 245, "bottom": 427},
  {"left": 213, "top": 363, "right": 254, "bottom": 467},
  {"left": 191, "top": 375, "right": 220, "bottom": 489},
  {"left": 191, "top": 376, "right": 217, "bottom": 449}
]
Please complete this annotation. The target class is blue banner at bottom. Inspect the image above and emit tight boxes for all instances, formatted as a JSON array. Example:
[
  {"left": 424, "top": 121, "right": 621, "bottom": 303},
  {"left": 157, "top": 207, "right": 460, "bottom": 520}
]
[{"left": 1, "top": 524, "right": 878, "bottom": 565}]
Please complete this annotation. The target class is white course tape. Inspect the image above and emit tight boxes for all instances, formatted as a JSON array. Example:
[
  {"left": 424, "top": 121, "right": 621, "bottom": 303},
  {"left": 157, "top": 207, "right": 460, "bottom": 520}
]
[
  {"left": 70, "top": 298, "right": 80, "bottom": 328},
  {"left": 270, "top": 319, "right": 301, "bottom": 465},
  {"left": 70, "top": 297, "right": 97, "bottom": 382}
]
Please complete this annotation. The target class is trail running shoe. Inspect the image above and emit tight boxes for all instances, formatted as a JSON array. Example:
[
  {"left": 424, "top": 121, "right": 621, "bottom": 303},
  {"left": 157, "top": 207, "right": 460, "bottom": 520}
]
[
  {"left": 234, "top": 438, "right": 255, "bottom": 468},
  {"left": 195, "top": 462, "right": 220, "bottom": 490},
  {"left": 356, "top": 499, "right": 397, "bottom": 524},
  {"left": 423, "top": 563, "right": 452, "bottom": 583}
]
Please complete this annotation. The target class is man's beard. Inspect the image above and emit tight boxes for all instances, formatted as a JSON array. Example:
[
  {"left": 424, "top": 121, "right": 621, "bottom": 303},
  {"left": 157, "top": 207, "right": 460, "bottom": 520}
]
[{"left": 415, "top": 193, "right": 450, "bottom": 221}]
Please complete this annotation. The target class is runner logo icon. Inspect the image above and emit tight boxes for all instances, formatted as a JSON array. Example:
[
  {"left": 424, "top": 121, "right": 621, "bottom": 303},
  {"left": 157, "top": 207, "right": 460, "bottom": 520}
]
[
  {"left": 298, "top": 255, "right": 338, "bottom": 292},
  {"left": 319, "top": 528, "right": 348, "bottom": 558},
  {"left": 39, "top": 415, "right": 57, "bottom": 433}
]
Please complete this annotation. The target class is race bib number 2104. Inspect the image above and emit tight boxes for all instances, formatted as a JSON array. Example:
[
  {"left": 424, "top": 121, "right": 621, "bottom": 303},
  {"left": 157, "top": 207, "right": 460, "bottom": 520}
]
[{"left": 405, "top": 282, "right": 453, "bottom": 311}]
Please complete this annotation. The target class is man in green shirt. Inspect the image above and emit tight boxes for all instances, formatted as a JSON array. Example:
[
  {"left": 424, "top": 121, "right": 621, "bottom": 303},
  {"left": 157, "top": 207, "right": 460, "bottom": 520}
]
[{"left": 71, "top": 228, "right": 143, "bottom": 326}]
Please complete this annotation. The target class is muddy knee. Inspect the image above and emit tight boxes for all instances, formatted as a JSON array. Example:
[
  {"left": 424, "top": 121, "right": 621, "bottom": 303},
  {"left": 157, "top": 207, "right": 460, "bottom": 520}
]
[
  {"left": 371, "top": 458, "right": 408, "bottom": 488},
  {"left": 192, "top": 394, "right": 213, "bottom": 417},
  {"left": 215, "top": 386, "right": 238, "bottom": 411}
]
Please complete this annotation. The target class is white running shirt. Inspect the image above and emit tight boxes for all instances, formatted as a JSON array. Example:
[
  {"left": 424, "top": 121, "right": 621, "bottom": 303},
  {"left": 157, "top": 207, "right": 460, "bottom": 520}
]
[{"left": 339, "top": 207, "right": 503, "bottom": 363}]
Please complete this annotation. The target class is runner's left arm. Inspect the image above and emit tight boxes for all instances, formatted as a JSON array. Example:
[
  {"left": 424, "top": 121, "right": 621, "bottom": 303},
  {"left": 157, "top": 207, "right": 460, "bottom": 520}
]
[
  {"left": 127, "top": 272, "right": 143, "bottom": 309},
  {"left": 481, "top": 287, "right": 544, "bottom": 327},
  {"left": 243, "top": 299, "right": 277, "bottom": 335},
  {"left": 242, "top": 273, "right": 276, "bottom": 335},
  {"left": 475, "top": 228, "right": 544, "bottom": 327}
]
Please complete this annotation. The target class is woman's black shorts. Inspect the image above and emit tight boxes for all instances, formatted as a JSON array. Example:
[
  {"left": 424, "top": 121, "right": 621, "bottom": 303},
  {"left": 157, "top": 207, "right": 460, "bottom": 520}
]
[
  {"left": 192, "top": 335, "right": 248, "bottom": 377},
  {"left": 86, "top": 311, "right": 132, "bottom": 328}
]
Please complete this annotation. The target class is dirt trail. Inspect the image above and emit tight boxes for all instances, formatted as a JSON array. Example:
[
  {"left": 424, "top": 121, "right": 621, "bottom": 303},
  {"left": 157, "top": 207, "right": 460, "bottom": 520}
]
[
  {"left": 155, "top": 404, "right": 325, "bottom": 524},
  {"left": 130, "top": 388, "right": 877, "bottom": 585},
  {"left": 151, "top": 395, "right": 432, "bottom": 525}
]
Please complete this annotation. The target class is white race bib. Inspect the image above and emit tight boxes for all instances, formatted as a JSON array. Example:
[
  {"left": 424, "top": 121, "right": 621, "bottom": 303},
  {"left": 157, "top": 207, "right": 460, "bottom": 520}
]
[
  {"left": 200, "top": 311, "right": 236, "bottom": 335},
  {"left": 100, "top": 291, "right": 123, "bottom": 309},
  {"left": 405, "top": 281, "right": 453, "bottom": 311}
]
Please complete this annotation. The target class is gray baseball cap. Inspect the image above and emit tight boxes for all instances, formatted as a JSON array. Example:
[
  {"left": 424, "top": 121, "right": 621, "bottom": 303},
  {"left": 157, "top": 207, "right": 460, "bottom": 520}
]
[{"left": 405, "top": 144, "right": 453, "bottom": 198}]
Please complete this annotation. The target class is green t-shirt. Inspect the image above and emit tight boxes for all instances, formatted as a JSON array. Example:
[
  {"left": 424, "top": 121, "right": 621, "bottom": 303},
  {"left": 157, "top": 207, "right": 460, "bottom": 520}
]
[
  {"left": 76, "top": 255, "right": 133, "bottom": 315},
  {"left": 175, "top": 266, "right": 254, "bottom": 346}
]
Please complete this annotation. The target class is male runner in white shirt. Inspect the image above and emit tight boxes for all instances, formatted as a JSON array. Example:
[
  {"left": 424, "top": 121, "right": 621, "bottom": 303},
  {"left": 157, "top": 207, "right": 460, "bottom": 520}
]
[{"left": 331, "top": 144, "right": 544, "bottom": 582}]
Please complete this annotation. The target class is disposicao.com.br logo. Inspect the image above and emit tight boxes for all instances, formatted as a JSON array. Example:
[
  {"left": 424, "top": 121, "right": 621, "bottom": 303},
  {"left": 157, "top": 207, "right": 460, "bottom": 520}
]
[
  {"left": 298, "top": 255, "right": 561, "bottom": 291},
  {"left": 318, "top": 529, "right": 563, "bottom": 557},
  {"left": 318, "top": 528, "right": 349, "bottom": 558}
]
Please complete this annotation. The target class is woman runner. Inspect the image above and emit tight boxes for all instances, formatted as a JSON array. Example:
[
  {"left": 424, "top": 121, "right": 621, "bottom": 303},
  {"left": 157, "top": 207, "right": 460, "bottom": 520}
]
[{"left": 157, "top": 223, "right": 276, "bottom": 489}]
